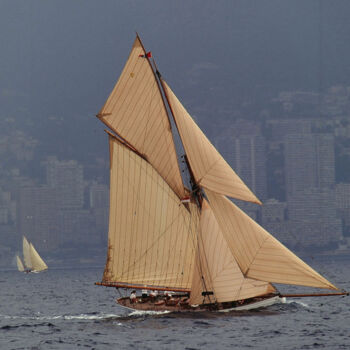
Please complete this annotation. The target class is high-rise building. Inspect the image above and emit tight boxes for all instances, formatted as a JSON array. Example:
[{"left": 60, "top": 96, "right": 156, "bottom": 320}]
[
  {"left": 266, "top": 119, "right": 312, "bottom": 144},
  {"left": 44, "top": 157, "right": 84, "bottom": 209},
  {"left": 287, "top": 188, "right": 342, "bottom": 247},
  {"left": 219, "top": 135, "right": 267, "bottom": 200},
  {"left": 89, "top": 182, "right": 109, "bottom": 241},
  {"left": 284, "top": 134, "right": 335, "bottom": 198}
]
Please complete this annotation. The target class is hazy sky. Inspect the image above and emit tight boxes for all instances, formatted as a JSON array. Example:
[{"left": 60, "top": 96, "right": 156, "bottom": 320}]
[{"left": 1, "top": 0, "right": 350, "bottom": 154}]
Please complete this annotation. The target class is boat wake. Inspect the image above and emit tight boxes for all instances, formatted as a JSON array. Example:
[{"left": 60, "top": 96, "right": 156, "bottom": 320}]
[
  {"left": 128, "top": 310, "right": 171, "bottom": 317},
  {"left": 0, "top": 312, "right": 123, "bottom": 322},
  {"left": 284, "top": 299, "right": 310, "bottom": 308}
]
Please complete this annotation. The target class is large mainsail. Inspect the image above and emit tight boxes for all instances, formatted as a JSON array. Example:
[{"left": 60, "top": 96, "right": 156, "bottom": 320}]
[
  {"left": 102, "top": 135, "right": 199, "bottom": 289},
  {"left": 97, "top": 36, "right": 185, "bottom": 198},
  {"left": 30, "top": 243, "right": 48, "bottom": 272},
  {"left": 190, "top": 199, "right": 275, "bottom": 305},
  {"left": 205, "top": 189, "right": 337, "bottom": 290},
  {"left": 161, "top": 80, "right": 261, "bottom": 205}
]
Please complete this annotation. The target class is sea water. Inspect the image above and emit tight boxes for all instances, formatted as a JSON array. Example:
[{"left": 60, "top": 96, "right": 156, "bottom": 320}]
[{"left": 0, "top": 259, "right": 349, "bottom": 349}]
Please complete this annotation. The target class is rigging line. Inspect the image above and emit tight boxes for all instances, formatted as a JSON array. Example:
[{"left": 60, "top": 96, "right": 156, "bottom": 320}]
[
  {"left": 163, "top": 186, "right": 177, "bottom": 287},
  {"left": 141, "top": 161, "right": 156, "bottom": 284},
  {"left": 152, "top": 175, "right": 162, "bottom": 286},
  {"left": 177, "top": 203, "right": 194, "bottom": 288},
  {"left": 121, "top": 142, "right": 131, "bottom": 278},
  {"left": 109, "top": 142, "right": 120, "bottom": 281},
  {"left": 185, "top": 204, "right": 215, "bottom": 304},
  {"left": 197, "top": 230, "right": 215, "bottom": 305},
  {"left": 129, "top": 143, "right": 145, "bottom": 283}
]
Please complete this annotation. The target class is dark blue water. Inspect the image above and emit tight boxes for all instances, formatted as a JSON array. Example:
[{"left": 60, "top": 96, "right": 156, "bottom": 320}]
[{"left": 1, "top": 259, "right": 349, "bottom": 349}]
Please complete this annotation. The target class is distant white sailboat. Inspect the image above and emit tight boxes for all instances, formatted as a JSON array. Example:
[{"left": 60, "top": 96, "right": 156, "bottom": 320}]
[{"left": 16, "top": 236, "right": 48, "bottom": 273}]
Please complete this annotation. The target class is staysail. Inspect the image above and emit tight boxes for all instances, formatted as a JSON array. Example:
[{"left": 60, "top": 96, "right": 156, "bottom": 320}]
[
  {"left": 190, "top": 199, "right": 275, "bottom": 305},
  {"left": 97, "top": 36, "right": 185, "bottom": 198},
  {"left": 205, "top": 189, "right": 338, "bottom": 290},
  {"left": 162, "top": 80, "right": 261, "bottom": 204},
  {"left": 30, "top": 243, "right": 48, "bottom": 272},
  {"left": 102, "top": 135, "right": 199, "bottom": 289},
  {"left": 16, "top": 255, "right": 25, "bottom": 272}
]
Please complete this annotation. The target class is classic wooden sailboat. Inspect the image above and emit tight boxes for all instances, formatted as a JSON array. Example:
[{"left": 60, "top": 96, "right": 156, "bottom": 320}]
[
  {"left": 95, "top": 34, "right": 348, "bottom": 312},
  {"left": 16, "top": 236, "right": 48, "bottom": 273}
]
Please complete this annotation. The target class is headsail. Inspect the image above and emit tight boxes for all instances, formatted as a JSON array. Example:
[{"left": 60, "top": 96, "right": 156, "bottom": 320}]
[
  {"left": 190, "top": 199, "right": 275, "bottom": 305},
  {"left": 16, "top": 255, "right": 25, "bottom": 272},
  {"left": 30, "top": 243, "right": 48, "bottom": 272},
  {"left": 161, "top": 80, "right": 261, "bottom": 204},
  {"left": 22, "top": 236, "right": 32, "bottom": 270},
  {"left": 102, "top": 135, "right": 199, "bottom": 289},
  {"left": 205, "top": 189, "right": 338, "bottom": 290},
  {"left": 97, "top": 36, "right": 185, "bottom": 198}
]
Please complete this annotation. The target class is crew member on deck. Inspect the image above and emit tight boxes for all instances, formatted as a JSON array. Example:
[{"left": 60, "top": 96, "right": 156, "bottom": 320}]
[{"left": 130, "top": 290, "right": 137, "bottom": 304}]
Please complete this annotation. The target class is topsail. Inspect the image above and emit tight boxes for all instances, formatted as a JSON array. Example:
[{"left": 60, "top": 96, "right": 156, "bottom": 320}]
[{"left": 97, "top": 36, "right": 185, "bottom": 199}]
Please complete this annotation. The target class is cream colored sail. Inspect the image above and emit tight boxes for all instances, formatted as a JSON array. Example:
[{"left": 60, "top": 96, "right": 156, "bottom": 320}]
[
  {"left": 190, "top": 199, "right": 275, "bottom": 305},
  {"left": 30, "top": 243, "right": 48, "bottom": 272},
  {"left": 205, "top": 189, "right": 338, "bottom": 290},
  {"left": 98, "top": 36, "right": 185, "bottom": 198},
  {"left": 16, "top": 255, "right": 25, "bottom": 272},
  {"left": 102, "top": 136, "right": 199, "bottom": 289},
  {"left": 162, "top": 80, "right": 261, "bottom": 204},
  {"left": 22, "top": 236, "right": 32, "bottom": 270}
]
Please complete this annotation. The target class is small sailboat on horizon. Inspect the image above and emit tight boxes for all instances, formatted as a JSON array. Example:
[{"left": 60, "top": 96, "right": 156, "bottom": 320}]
[
  {"left": 95, "top": 34, "right": 348, "bottom": 312},
  {"left": 16, "top": 236, "right": 48, "bottom": 273}
]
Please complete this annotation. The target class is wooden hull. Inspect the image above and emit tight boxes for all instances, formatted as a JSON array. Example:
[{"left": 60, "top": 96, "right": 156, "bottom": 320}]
[{"left": 116, "top": 294, "right": 284, "bottom": 313}]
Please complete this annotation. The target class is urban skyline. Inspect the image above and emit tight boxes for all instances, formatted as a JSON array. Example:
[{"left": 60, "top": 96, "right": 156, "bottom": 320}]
[{"left": 1, "top": 84, "right": 350, "bottom": 268}]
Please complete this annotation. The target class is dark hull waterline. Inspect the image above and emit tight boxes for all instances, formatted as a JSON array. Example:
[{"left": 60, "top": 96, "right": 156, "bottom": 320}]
[{"left": 116, "top": 293, "right": 284, "bottom": 313}]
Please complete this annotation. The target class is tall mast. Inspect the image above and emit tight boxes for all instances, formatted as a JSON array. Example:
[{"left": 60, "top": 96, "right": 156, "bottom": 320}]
[{"left": 149, "top": 51, "right": 201, "bottom": 204}]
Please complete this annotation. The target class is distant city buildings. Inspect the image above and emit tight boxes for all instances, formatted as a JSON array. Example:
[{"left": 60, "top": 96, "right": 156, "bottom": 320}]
[
  {"left": 284, "top": 134, "right": 335, "bottom": 198},
  {"left": 44, "top": 157, "right": 84, "bottom": 209},
  {"left": 217, "top": 120, "right": 267, "bottom": 200},
  {"left": 2, "top": 85, "right": 350, "bottom": 266},
  {"left": 14, "top": 157, "right": 108, "bottom": 254}
]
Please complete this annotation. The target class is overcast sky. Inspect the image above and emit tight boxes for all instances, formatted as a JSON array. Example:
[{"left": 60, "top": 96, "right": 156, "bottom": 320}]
[{"left": 1, "top": 0, "right": 350, "bottom": 145}]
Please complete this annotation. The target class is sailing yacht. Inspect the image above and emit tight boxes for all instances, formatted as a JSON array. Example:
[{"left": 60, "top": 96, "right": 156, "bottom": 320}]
[
  {"left": 16, "top": 236, "right": 48, "bottom": 273},
  {"left": 95, "top": 35, "right": 348, "bottom": 312}
]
